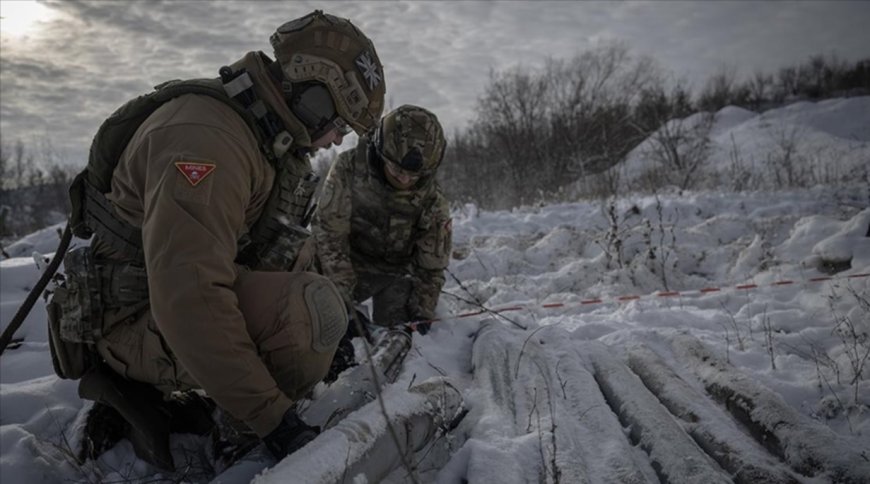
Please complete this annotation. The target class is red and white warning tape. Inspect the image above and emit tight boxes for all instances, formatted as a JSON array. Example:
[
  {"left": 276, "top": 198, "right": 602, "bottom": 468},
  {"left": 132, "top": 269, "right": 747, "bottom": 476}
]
[{"left": 409, "top": 272, "right": 870, "bottom": 331}]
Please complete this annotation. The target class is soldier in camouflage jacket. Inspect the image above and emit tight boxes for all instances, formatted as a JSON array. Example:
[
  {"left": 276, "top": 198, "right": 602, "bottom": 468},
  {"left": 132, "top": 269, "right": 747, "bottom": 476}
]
[{"left": 314, "top": 105, "right": 452, "bottom": 334}]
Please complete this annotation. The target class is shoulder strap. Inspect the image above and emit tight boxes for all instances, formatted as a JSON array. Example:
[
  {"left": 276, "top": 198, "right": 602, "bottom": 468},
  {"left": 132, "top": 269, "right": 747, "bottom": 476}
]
[
  {"left": 70, "top": 77, "right": 267, "bottom": 244},
  {"left": 89, "top": 78, "right": 256, "bottom": 194}
]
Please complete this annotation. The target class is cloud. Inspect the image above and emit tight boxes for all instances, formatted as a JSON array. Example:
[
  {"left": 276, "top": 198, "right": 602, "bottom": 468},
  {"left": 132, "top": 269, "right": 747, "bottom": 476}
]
[{"left": 1, "top": 0, "right": 868, "bottom": 166}]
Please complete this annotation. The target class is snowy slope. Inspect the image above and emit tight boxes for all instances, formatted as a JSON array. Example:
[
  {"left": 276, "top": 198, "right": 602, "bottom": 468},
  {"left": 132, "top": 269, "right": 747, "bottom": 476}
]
[
  {"left": 2, "top": 98, "right": 870, "bottom": 483},
  {"left": 620, "top": 96, "right": 870, "bottom": 190},
  {"left": 2, "top": 187, "right": 867, "bottom": 483}
]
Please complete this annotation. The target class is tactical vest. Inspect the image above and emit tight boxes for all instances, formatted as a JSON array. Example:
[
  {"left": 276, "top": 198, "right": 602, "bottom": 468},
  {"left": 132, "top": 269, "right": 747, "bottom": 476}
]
[
  {"left": 348, "top": 143, "right": 437, "bottom": 267},
  {"left": 57, "top": 74, "right": 318, "bottom": 352}
]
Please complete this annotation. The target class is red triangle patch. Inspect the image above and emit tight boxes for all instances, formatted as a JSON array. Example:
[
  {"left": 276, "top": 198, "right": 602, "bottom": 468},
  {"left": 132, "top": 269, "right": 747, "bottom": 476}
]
[{"left": 175, "top": 162, "right": 216, "bottom": 187}]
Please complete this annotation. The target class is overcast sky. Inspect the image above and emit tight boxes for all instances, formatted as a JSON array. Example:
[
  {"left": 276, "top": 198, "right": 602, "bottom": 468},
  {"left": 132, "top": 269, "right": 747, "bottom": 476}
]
[{"left": 1, "top": 0, "right": 868, "bottom": 167}]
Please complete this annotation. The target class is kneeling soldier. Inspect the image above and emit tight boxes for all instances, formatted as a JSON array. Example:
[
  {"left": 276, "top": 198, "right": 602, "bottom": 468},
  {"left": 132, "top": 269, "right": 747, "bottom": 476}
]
[
  {"left": 313, "top": 105, "right": 452, "bottom": 378},
  {"left": 47, "top": 10, "right": 385, "bottom": 469}
]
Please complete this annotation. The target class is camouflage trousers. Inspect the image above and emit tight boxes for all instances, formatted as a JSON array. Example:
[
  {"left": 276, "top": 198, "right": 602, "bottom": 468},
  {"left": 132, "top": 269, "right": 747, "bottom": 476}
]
[
  {"left": 353, "top": 271, "right": 413, "bottom": 327},
  {"left": 95, "top": 270, "right": 345, "bottom": 433}
]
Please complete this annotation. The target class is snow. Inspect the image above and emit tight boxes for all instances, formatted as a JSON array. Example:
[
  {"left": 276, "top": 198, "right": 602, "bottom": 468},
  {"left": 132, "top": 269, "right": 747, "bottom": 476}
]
[
  {"left": 620, "top": 96, "right": 870, "bottom": 190},
  {"left": 2, "top": 97, "right": 870, "bottom": 483},
  {"left": 764, "top": 97, "right": 870, "bottom": 142},
  {"left": 2, "top": 224, "right": 69, "bottom": 260},
  {"left": 258, "top": 377, "right": 462, "bottom": 484},
  {"left": 672, "top": 334, "right": 870, "bottom": 481}
]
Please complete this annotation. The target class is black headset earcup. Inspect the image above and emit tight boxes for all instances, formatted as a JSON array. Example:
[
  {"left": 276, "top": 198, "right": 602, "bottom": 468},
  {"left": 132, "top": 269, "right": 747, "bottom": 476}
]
[{"left": 289, "top": 83, "right": 335, "bottom": 132}]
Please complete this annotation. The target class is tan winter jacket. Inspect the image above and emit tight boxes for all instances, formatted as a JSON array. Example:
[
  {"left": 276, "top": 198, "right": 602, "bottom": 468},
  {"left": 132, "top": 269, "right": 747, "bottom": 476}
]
[{"left": 104, "top": 52, "right": 309, "bottom": 435}]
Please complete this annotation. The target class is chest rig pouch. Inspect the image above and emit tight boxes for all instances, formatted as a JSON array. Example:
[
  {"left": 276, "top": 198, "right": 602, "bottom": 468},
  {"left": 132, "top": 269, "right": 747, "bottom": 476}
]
[
  {"left": 47, "top": 247, "right": 100, "bottom": 379},
  {"left": 54, "top": 247, "right": 104, "bottom": 344},
  {"left": 350, "top": 145, "right": 431, "bottom": 266},
  {"left": 236, "top": 156, "right": 319, "bottom": 271}
]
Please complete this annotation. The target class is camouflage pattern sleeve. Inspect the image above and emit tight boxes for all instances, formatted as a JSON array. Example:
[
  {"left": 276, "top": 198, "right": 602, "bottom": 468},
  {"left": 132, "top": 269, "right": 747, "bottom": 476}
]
[
  {"left": 408, "top": 191, "right": 452, "bottom": 319},
  {"left": 312, "top": 152, "right": 356, "bottom": 306}
]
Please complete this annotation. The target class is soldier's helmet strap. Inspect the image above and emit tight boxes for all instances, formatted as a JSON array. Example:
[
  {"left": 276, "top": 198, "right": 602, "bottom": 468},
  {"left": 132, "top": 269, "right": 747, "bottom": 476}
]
[{"left": 219, "top": 65, "right": 294, "bottom": 163}]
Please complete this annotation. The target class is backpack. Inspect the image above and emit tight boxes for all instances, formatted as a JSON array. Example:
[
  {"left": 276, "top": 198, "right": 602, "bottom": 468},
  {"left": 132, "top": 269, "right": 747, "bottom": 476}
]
[{"left": 68, "top": 78, "right": 261, "bottom": 252}]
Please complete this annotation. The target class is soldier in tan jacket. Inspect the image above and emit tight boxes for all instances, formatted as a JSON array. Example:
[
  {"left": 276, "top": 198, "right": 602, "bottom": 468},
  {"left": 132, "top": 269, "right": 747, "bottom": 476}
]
[
  {"left": 61, "top": 11, "right": 386, "bottom": 469},
  {"left": 313, "top": 105, "right": 452, "bottom": 351}
]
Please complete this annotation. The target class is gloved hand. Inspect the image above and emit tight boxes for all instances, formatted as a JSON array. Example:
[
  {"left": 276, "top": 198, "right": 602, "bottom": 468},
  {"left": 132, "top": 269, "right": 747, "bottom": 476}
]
[
  {"left": 410, "top": 316, "right": 432, "bottom": 335},
  {"left": 324, "top": 329, "right": 356, "bottom": 383},
  {"left": 262, "top": 409, "right": 319, "bottom": 460},
  {"left": 414, "top": 321, "right": 431, "bottom": 335}
]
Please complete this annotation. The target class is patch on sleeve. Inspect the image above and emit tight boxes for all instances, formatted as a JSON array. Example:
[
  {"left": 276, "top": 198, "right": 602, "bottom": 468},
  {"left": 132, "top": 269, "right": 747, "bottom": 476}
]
[
  {"left": 175, "top": 162, "right": 216, "bottom": 186},
  {"left": 174, "top": 160, "right": 215, "bottom": 205}
]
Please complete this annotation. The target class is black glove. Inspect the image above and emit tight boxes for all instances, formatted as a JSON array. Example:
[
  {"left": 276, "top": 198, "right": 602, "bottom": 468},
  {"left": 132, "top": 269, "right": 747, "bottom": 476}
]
[
  {"left": 324, "top": 330, "right": 356, "bottom": 383},
  {"left": 262, "top": 409, "right": 319, "bottom": 460},
  {"left": 348, "top": 307, "right": 374, "bottom": 342},
  {"left": 410, "top": 317, "right": 432, "bottom": 335}
]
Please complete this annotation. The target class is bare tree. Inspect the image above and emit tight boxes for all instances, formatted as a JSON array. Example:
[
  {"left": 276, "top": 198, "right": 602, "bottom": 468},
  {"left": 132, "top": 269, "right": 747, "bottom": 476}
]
[
  {"left": 441, "top": 43, "right": 661, "bottom": 208},
  {"left": 438, "top": 46, "right": 868, "bottom": 208},
  {"left": 0, "top": 139, "right": 77, "bottom": 239},
  {"left": 697, "top": 66, "right": 750, "bottom": 111},
  {"left": 474, "top": 65, "right": 551, "bottom": 204},
  {"left": 0, "top": 144, "right": 7, "bottom": 191},
  {"left": 15, "top": 141, "right": 27, "bottom": 189},
  {"left": 766, "top": 124, "right": 809, "bottom": 188},
  {"left": 639, "top": 111, "right": 715, "bottom": 192},
  {"left": 628, "top": 79, "right": 712, "bottom": 193},
  {"left": 546, "top": 44, "right": 659, "bottom": 178},
  {"left": 776, "top": 66, "right": 800, "bottom": 101},
  {"left": 746, "top": 71, "right": 773, "bottom": 110}
]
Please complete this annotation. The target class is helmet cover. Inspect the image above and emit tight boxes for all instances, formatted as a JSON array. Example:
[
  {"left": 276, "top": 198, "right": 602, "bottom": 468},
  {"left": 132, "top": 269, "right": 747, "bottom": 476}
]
[
  {"left": 378, "top": 104, "right": 446, "bottom": 175},
  {"left": 271, "top": 10, "right": 386, "bottom": 135}
]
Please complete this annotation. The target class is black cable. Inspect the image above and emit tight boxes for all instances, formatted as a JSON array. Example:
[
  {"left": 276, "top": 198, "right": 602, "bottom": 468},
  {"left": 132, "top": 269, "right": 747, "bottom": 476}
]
[{"left": 0, "top": 224, "right": 72, "bottom": 356}]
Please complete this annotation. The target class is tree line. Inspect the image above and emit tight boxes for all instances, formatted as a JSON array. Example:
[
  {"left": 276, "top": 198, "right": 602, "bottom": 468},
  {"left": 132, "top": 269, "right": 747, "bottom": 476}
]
[
  {"left": 0, "top": 140, "right": 76, "bottom": 242},
  {"left": 1, "top": 50, "right": 868, "bottom": 241},
  {"left": 437, "top": 49, "right": 870, "bottom": 209}
]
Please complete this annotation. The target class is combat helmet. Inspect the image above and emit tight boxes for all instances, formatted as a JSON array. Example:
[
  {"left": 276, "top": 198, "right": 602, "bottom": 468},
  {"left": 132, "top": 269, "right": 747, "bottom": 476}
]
[
  {"left": 374, "top": 104, "right": 446, "bottom": 185},
  {"left": 271, "top": 10, "right": 386, "bottom": 138}
]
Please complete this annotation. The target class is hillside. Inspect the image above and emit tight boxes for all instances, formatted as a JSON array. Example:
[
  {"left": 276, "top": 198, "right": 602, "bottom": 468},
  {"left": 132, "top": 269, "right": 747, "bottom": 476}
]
[
  {"left": 617, "top": 96, "right": 870, "bottom": 192},
  {"left": 1, "top": 97, "right": 869, "bottom": 483}
]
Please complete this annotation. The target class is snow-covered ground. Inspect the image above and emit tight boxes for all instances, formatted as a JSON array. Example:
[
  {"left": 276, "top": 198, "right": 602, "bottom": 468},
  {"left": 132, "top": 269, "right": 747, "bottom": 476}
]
[
  {"left": 619, "top": 96, "right": 870, "bottom": 191},
  {"left": 2, "top": 98, "right": 869, "bottom": 483},
  {"left": 424, "top": 187, "right": 870, "bottom": 483}
]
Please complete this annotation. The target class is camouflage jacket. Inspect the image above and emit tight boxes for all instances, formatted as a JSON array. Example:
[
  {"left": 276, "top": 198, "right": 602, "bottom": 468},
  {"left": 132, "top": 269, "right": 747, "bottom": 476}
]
[{"left": 313, "top": 138, "right": 451, "bottom": 319}]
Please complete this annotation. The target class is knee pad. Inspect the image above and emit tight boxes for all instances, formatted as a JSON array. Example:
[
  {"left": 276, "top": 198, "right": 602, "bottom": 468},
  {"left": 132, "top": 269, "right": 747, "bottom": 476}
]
[{"left": 303, "top": 275, "right": 348, "bottom": 353}]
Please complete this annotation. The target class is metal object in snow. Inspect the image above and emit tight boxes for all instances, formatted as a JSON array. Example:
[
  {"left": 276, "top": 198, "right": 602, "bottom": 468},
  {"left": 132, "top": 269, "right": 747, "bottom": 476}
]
[
  {"left": 301, "top": 329, "right": 412, "bottom": 429},
  {"left": 256, "top": 376, "right": 465, "bottom": 484}
]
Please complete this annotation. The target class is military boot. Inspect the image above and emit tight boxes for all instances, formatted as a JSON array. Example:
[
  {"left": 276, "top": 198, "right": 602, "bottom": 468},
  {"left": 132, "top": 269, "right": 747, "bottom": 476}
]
[
  {"left": 165, "top": 391, "right": 217, "bottom": 436},
  {"left": 209, "top": 407, "right": 261, "bottom": 472},
  {"left": 78, "top": 401, "right": 129, "bottom": 463},
  {"left": 77, "top": 364, "right": 174, "bottom": 470}
]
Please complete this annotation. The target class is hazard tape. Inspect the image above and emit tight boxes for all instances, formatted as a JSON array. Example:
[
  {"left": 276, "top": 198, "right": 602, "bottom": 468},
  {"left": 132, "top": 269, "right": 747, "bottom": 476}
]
[{"left": 408, "top": 272, "right": 870, "bottom": 331}]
